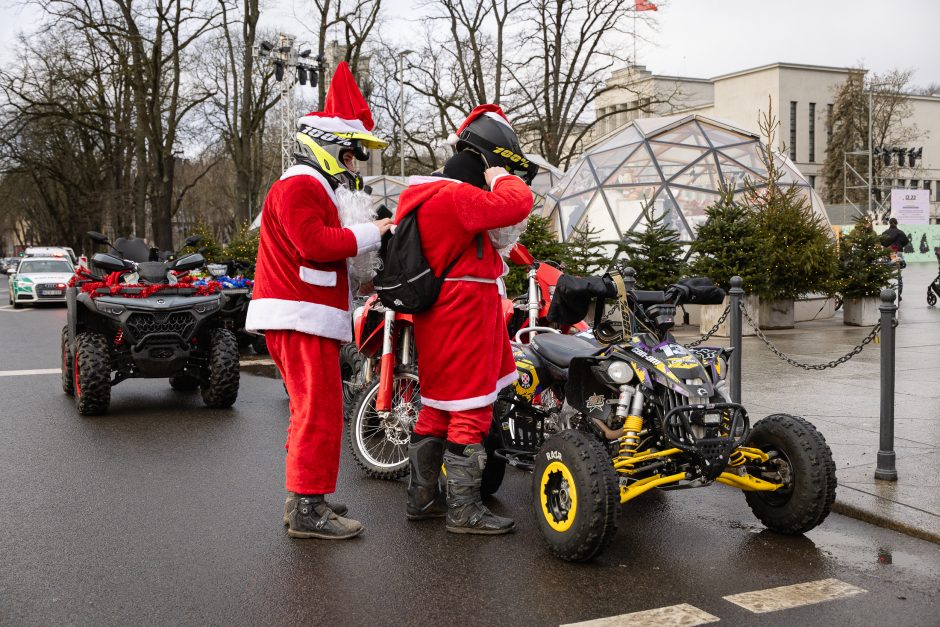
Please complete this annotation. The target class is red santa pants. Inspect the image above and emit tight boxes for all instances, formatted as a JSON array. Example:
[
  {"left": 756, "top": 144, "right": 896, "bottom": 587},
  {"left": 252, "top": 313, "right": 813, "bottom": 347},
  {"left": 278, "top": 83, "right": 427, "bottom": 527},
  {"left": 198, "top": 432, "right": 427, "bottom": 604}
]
[
  {"left": 414, "top": 405, "right": 492, "bottom": 445},
  {"left": 266, "top": 329, "right": 343, "bottom": 494}
]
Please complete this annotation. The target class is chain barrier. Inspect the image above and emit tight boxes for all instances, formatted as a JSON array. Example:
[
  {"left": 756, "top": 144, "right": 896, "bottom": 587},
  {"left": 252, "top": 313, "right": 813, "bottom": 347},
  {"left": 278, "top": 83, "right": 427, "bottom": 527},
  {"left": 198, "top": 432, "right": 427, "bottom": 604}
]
[
  {"left": 738, "top": 301, "right": 894, "bottom": 370},
  {"left": 687, "top": 302, "right": 732, "bottom": 347}
]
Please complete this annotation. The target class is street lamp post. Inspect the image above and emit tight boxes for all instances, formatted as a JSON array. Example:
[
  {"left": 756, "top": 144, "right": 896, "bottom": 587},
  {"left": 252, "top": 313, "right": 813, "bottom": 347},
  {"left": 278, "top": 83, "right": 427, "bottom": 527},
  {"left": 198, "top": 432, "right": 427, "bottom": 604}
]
[{"left": 398, "top": 50, "right": 414, "bottom": 178}]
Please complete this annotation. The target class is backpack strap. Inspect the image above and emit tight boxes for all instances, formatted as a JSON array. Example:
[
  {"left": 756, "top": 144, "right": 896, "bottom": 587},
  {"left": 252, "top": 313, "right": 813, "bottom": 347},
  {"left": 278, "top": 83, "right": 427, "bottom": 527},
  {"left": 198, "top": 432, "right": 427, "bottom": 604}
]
[{"left": 475, "top": 234, "right": 484, "bottom": 259}]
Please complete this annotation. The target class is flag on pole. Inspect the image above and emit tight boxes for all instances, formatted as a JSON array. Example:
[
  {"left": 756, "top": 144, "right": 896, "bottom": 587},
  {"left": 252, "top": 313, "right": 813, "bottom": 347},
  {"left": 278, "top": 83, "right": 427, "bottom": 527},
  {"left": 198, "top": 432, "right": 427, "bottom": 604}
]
[{"left": 635, "top": 0, "right": 658, "bottom": 10}]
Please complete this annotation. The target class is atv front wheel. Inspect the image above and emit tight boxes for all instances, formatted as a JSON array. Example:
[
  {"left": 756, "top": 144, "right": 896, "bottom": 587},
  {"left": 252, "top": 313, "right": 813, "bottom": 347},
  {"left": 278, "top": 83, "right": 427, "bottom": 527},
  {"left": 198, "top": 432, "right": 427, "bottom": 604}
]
[
  {"left": 744, "top": 413, "right": 836, "bottom": 534},
  {"left": 61, "top": 326, "right": 74, "bottom": 396},
  {"left": 170, "top": 374, "right": 200, "bottom": 392},
  {"left": 533, "top": 430, "right": 619, "bottom": 562},
  {"left": 201, "top": 329, "right": 240, "bottom": 408},
  {"left": 73, "top": 331, "right": 111, "bottom": 415},
  {"left": 481, "top": 421, "right": 506, "bottom": 498},
  {"left": 348, "top": 365, "right": 420, "bottom": 479}
]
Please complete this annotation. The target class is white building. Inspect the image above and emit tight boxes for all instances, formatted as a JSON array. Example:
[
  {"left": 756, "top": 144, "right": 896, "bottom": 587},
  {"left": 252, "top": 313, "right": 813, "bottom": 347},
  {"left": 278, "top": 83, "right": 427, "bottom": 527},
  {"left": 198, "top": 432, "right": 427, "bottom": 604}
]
[{"left": 593, "top": 62, "right": 940, "bottom": 221}]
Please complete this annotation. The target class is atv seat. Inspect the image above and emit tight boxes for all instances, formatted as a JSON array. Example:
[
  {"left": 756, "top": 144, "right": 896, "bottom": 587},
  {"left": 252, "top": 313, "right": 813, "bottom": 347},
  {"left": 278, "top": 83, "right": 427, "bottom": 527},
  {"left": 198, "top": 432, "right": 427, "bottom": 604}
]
[{"left": 531, "top": 333, "right": 600, "bottom": 368}]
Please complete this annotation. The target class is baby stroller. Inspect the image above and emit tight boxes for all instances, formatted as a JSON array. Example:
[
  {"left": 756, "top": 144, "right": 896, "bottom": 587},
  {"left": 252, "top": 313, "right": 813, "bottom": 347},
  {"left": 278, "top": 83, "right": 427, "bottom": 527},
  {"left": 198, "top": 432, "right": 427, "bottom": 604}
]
[{"left": 928, "top": 248, "right": 940, "bottom": 307}]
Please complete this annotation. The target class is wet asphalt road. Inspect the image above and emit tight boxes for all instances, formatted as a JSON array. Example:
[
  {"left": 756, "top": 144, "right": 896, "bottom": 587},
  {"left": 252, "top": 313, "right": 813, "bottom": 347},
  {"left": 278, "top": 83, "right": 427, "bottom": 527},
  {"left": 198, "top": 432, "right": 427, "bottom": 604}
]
[{"left": 1, "top": 275, "right": 939, "bottom": 626}]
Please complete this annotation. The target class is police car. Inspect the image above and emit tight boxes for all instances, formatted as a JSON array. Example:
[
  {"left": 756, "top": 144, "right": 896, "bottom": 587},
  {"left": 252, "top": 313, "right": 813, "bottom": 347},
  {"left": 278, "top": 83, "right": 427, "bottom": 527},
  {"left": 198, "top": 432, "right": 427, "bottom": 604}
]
[{"left": 7, "top": 256, "right": 75, "bottom": 308}]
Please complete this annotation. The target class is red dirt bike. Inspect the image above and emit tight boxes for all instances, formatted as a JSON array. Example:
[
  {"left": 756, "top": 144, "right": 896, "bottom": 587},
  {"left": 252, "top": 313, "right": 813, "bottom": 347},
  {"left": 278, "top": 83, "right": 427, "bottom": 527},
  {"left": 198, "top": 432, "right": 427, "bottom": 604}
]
[{"left": 344, "top": 242, "right": 587, "bottom": 479}]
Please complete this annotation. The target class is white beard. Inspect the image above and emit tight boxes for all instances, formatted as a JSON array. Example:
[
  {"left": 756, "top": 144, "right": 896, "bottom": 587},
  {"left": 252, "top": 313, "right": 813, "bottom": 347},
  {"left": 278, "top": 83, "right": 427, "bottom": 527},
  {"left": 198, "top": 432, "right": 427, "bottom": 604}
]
[
  {"left": 489, "top": 216, "right": 529, "bottom": 258},
  {"left": 335, "top": 185, "right": 381, "bottom": 288}
]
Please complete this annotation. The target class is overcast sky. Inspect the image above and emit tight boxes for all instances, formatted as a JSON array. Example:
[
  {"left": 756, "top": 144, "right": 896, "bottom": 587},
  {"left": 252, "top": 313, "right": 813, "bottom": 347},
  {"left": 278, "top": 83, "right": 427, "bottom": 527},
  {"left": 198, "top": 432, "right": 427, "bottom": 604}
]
[{"left": 1, "top": 0, "right": 938, "bottom": 87}]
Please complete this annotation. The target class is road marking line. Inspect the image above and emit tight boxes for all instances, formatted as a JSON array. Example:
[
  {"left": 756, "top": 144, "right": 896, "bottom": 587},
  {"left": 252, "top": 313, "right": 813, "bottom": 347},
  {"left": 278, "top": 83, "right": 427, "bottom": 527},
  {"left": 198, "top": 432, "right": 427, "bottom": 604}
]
[
  {"left": 723, "top": 578, "right": 866, "bottom": 614},
  {"left": 0, "top": 368, "right": 61, "bottom": 377},
  {"left": 562, "top": 604, "right": 720, "bottom": 627},
  {"left": 0, "top": 306, "right": 28, "bottom": 313}
]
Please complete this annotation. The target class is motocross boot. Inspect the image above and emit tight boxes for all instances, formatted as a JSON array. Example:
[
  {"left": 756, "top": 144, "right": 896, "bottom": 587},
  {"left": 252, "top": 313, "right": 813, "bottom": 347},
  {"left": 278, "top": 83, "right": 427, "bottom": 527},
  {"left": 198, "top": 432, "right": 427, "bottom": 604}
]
[
  {"left": 284, "top": 491, "right": 347, "bottom": 525},
  {"left": 406, "top": 435, "right": 448, "bottom": 520},
  {"left": 287, "top": 495, "right": 363, "bottom": 540},
  {"left": 443, "top": 443, "right": 515, "bottom": 535}
]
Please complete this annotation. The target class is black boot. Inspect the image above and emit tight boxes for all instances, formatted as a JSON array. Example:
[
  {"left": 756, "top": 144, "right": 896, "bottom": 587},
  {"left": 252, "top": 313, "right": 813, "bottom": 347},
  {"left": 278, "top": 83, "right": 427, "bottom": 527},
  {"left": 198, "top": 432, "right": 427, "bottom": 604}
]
[
  {"left": 406, "top": 435, "right": 447, "bottom": 520},
  {"left": 444, "top": 443, "right": 514, "bottom": 535},
  {"left": 284, "top": 492, "right": 347, "bottom": 525},
  {"left": 287, "top": 495, "right": 363, "bottom": 540}
]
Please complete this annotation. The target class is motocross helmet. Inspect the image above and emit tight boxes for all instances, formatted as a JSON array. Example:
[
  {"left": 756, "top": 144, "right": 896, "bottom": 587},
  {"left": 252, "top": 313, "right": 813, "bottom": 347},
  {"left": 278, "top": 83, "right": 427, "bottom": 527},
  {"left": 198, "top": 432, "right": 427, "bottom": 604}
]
[
  {"left": 294, "top": 61, "right": 387, "bottom": 189},
  {"left": 449, "top": 104, "right": 539, "bottom": 185}
]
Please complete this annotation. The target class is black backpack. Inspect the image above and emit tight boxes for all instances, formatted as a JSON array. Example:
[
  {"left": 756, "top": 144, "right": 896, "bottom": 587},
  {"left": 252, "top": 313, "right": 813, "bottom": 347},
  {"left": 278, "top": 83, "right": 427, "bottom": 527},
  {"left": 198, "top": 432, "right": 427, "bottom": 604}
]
[{"left": 374, "top": 204, "right": 465, "bottom": 313}]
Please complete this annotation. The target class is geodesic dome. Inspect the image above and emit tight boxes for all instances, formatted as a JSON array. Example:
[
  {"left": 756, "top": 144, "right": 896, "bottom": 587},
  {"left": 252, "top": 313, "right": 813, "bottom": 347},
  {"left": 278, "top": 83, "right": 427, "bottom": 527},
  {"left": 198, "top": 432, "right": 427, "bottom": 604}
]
[
  {"left": 526, "top": 154, "right": 565, "bottom": 211},
  {"left": 543, "top": 114, "right": 829, "bottom": 244},
  {"left": 365, "top": 175, "right": 407, "bottom": 211}
]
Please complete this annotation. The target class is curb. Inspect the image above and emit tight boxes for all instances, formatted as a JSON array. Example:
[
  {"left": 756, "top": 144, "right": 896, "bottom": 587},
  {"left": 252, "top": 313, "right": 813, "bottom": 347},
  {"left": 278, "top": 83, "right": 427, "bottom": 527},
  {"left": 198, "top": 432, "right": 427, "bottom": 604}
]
[
  {"left": 832, "top": 498, "right": 940, "bottom": 546},
  {"left": 239, "top": 358, "right": 281, "bottom": 379}
]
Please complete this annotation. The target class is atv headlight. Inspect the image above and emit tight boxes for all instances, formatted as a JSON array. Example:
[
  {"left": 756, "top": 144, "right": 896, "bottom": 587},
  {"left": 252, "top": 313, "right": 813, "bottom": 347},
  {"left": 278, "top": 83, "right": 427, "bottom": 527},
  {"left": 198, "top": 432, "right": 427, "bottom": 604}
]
[
  {"left": 99, "top": 303, "right": 125, "bottom": 316},
  {"left": 195, "top": 300, "right": 220, "bottom": 314},
  {"left": 607, "top": 361, "right": 633, "bottom": 384}
]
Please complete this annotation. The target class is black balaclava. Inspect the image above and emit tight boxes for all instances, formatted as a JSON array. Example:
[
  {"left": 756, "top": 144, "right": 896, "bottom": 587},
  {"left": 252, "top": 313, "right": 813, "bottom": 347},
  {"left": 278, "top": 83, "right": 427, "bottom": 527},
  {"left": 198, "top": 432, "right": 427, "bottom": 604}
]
[{"left": 441, "top": 150, "right": 487, "bottom": 189}]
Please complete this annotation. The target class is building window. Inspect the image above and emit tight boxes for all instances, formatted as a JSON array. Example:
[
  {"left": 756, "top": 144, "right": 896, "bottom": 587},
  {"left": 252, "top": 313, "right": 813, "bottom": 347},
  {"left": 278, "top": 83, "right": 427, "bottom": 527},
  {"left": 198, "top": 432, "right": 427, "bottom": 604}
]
[
  {"left": 809, "top": 175, "right": 816, "bottom": 189},
  {"left": 808, "top": 103, "right": 816, "bottom": 162},
  {"left": 789, "top": 101, "right": 797, "bottom": 161},
  {"left": 910, "top": 179, "right": 919, "bottom": 189},
  {"left": 827, "top": 103, "right": 834, "bottom": 144}
]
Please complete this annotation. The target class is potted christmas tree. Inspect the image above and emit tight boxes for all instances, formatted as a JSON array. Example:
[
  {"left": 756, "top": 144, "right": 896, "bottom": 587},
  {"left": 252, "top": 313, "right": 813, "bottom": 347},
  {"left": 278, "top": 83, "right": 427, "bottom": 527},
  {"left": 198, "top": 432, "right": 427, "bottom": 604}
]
[
  {"left": 745, "top": 101, "right": 838, "bottom": 329},
  {"left": 839, "top": 216, "right": 894, "bottom": 326},
  {"left": 619, "top": 203, "right": 687, "bottom": 291},
  {"left": 689, "top": 186, "right": 764, "bottom": 335}
]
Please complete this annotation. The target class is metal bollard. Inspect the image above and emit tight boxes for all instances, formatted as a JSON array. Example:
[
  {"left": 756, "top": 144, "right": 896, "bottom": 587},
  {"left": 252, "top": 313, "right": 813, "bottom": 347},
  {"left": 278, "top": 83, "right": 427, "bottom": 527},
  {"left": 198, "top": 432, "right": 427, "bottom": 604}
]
[
  {"left": 875, "top": 288, "right": 898, "bottom": 481},
  {"left": 729, "top": 276, "right": 744, "bottom": 404}
]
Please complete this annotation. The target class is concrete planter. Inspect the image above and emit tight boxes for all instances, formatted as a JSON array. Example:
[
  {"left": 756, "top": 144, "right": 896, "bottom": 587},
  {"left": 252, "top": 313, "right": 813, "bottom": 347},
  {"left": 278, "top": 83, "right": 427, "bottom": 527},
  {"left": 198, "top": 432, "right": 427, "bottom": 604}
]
[
  {"left": 699, "top": 294, "right": 760, "bottom": 337},
  {"left": 843, "top": 296, "right": 880, "bottom": 326},
  {"left": 759, "top": 299, "right": 795, "bottom": 330}
]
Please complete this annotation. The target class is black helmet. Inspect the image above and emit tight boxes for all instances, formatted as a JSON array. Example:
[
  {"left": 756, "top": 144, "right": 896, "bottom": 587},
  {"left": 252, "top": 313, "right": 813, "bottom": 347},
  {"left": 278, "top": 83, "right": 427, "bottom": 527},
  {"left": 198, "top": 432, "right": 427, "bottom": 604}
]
[{"left": 452, "top": 106, "right": 539, "bottom": 185}]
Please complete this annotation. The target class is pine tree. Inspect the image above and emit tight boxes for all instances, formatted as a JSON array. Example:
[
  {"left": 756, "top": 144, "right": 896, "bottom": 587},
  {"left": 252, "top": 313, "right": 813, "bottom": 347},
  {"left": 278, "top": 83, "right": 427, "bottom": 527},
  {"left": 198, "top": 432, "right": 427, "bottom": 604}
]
[
  {"left": 620, "top": 203, "right": 687, "bottom": 290},
  {"left": 822, "top": 70, "right": 867, "bottom": 205},
  {"left": 184, "top": 222, "right": 223, "bottom": 263},
  {"left": 689, "top": 185, "right": 766, "bottom": 294},
  {"left": 224, "top": 221, "right": 260, "bottom": 278},
  {"left": 838, "top": 215, "right": 894, "bottom": 297},
  {"left": 564, "top": 220, "right": 611, "bottom": 277},
  {"left": 748, "top": 99, "right": 838, "bottom": 300},
  {"left": 503, "top": 214, "right": 569, "bottom": 296}
]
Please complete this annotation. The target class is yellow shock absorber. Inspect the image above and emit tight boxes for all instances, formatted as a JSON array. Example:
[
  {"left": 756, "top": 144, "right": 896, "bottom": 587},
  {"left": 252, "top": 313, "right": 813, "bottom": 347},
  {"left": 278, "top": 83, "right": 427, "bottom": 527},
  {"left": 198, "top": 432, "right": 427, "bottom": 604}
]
[{"left": 617, "top": 415, "right": 644, "bottom": 457}]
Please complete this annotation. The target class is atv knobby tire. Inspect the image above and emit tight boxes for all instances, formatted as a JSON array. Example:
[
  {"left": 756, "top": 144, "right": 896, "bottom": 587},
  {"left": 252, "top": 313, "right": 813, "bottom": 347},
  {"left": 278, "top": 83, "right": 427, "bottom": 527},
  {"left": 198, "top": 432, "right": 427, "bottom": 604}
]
[
  {"left": 533, "top": 430, "right": 619, "bottom": 562},
  {"left": 348, "top": 365, "right": 419, "bottom": 480},
  {"left": 170, "top": 374, "right": 200, "bottom": 392},
  {"left": 481, "top": 422, "right": 506, "bottom": 498},
  {"left": 61, "top": 326, "right": 74, "bottom": 396},
  {"left": 73, "top": 331, "right": 111, "bottom": 415},
  {"left": 744, "top": 413, "right": 836, "bottom": 535},
  {"left": 201, "top": 329, "right": 240, "bottom": 408}
]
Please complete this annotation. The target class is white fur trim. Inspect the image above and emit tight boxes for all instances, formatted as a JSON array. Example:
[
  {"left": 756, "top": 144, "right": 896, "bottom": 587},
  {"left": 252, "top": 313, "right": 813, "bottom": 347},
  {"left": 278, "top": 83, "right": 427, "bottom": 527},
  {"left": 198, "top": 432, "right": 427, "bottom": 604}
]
[
  {"left": 246, "top": 297, "right": 351, "bottom": 342},
  {"left": 297, "top": 115, "right": 367, "bottom": 134},
  {"left": 348, "top": 223, "right": 381, "bottom": 255},
  {"left": 420, "top": 371, "right": 519, "bottom": 411},
  {"left": 299, "top": 267, "right": 337, "bottom": 287},
  {"left": 447, "top": 133, "right": 459, "bottom": 146},
  {"left": 280, "top": 165, "right": 338, "bottom": 206},
  {"left": 483, "top": 111, "right": 513, "bottom": 129},
  {"left": 406, "top": 175, "right": 461, "bottom": 186}
]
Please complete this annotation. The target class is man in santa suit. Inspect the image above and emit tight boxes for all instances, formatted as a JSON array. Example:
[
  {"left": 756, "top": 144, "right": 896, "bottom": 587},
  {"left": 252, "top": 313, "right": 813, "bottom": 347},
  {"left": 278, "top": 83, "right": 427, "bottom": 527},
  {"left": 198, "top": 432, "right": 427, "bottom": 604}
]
[
  {"left": 246, "top": 62, "right": 392, "bottom": 540},
  {"left": 396, "top": 105, "right": 538, "bottom": 534}
]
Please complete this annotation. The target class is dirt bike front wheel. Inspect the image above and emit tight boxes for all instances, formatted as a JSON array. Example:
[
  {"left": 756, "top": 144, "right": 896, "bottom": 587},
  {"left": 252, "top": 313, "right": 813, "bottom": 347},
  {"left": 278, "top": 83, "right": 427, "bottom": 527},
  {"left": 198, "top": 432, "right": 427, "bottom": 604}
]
[
  {"left": 743, "top": 413, "right": 837, "bottom": 535},
  {"left": 348, "top": 365, "right": 420, "bottom": 480}
]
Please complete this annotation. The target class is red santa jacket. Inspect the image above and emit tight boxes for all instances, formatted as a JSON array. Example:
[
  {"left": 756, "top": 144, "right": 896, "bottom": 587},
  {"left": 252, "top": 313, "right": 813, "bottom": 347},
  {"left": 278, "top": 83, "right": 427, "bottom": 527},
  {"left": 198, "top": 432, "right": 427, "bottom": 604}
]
[
  {"left": 394, "top": 173, "right": 532, "bottom": 410},
  {"left": 246, "top": 165, "right": 381, "bottom": 342}
]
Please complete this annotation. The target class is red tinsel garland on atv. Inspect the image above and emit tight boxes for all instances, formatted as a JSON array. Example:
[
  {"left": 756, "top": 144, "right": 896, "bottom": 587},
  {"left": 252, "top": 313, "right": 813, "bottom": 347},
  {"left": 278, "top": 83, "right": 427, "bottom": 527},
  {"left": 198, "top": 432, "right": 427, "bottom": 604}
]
[{"left": 68, "top": 267, "right": 221, "bottom": 298}]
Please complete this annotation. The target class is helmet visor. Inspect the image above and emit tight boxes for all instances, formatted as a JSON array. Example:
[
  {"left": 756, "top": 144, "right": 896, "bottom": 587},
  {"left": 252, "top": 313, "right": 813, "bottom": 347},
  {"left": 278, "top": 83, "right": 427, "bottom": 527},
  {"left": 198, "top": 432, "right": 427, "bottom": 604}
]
[{"left": 459, "top": 131, "right": 539, "bottom": 185}]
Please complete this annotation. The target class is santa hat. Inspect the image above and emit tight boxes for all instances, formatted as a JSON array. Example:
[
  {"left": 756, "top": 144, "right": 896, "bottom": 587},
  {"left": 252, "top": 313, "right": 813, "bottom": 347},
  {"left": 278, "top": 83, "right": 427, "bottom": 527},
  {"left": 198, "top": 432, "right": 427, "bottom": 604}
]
[
  {"left": 447, "top": 104, "right": 514, "bottom": 146},
  {"left": 298, "top": 62, "right": 387, "bottom": 148}
]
